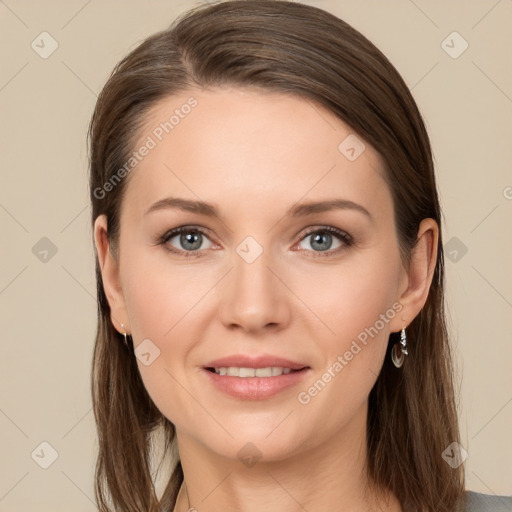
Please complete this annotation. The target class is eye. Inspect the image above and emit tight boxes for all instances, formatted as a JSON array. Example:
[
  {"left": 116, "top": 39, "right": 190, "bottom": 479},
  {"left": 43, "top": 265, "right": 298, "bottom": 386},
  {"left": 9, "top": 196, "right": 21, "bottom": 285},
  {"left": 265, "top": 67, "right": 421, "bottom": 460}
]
[
  {"left": 296, "top": 226, "right": 352, "bottom": 256},
  {"left": 159, "top": 226, "right": 215, "bottom": 257},
  {"left": 158, "top": 225, "right": 353, "bottom": 259}
]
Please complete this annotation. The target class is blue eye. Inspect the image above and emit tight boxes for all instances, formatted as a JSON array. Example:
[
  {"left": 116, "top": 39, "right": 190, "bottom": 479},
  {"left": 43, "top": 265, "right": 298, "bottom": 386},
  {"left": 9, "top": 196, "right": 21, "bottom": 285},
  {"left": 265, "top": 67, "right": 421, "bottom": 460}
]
[
  {"left": 297, "top": 226, "right": 352, "bottom": 256},
  {"left": 159, "top": 227, "right": 214, "bottom": 258}
]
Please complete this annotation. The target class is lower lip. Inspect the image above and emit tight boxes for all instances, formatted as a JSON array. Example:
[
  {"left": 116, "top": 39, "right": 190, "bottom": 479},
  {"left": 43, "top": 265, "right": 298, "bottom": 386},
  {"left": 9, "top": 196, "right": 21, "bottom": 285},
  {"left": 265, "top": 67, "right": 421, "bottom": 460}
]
[{"left": 201, "top": 368, "right": 311, "bottom": 400}]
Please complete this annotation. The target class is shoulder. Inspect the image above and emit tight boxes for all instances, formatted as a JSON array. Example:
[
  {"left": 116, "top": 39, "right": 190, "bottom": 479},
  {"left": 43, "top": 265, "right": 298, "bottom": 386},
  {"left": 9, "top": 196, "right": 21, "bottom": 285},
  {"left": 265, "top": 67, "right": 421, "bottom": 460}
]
[{"left": 464, "top": 490, "right": 512, "bottom": 512}]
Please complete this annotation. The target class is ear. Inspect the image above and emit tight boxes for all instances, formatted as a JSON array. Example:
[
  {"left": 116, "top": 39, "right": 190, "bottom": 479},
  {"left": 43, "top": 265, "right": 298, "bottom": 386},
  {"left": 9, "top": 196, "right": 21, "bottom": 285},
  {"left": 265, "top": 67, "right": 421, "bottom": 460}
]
[
  {"left": 93, "top": 214, "right": 130, "bottom": 334},
  {"left": 389, "top": 218, "right": 439, "bottom": 333}
]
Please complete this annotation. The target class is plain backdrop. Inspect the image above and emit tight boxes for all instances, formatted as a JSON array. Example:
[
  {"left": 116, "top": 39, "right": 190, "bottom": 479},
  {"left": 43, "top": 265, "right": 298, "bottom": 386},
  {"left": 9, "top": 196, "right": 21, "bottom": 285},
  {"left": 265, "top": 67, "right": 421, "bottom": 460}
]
[{"left": 1, "top": 0, "right": 511, "bottom": 509}]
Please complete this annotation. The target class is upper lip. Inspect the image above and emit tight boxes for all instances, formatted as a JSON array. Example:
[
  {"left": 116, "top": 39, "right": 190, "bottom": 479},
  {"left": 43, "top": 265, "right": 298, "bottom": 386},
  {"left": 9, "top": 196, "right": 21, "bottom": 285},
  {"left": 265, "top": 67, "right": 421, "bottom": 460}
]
[{"left": 204, "top": 354, "right": 309, "bottom": 371}]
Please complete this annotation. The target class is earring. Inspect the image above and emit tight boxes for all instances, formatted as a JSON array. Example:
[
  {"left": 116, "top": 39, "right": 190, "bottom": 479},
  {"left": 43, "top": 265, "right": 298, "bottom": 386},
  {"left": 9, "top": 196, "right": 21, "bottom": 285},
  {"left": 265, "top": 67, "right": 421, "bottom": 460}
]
[
  {"left": 120, "top": 323, "right": 129, "bottom": 349},
  {"left": 391, "top": 327, "right": 408, "bottom": 368}
]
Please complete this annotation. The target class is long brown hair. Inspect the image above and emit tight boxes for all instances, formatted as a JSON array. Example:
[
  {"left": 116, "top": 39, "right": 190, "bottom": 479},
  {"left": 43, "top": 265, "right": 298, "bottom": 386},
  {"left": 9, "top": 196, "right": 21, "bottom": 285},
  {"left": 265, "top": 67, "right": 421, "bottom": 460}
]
[{"left": 88, "top": 1, "right": 465, "bottom": 510}]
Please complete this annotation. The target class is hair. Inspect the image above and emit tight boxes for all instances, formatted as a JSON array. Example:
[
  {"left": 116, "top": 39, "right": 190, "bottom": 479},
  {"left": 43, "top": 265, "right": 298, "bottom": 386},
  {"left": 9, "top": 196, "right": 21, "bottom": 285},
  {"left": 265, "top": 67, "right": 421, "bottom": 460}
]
[{"left": 88, "top": 1, "right": 465, "bottom": 511}]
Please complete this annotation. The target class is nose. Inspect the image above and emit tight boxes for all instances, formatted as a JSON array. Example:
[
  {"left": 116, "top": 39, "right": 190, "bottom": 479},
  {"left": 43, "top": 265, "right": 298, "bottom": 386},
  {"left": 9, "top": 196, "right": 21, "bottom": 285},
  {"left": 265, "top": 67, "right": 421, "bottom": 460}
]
[{"left": 218, "top": 244, "right": 291, "bottom": 334}]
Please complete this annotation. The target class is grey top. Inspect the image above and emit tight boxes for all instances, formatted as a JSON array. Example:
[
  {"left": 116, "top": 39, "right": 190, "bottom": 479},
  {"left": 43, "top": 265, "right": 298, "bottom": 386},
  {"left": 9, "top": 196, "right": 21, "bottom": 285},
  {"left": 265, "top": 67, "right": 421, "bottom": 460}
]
[{"left": 465, "top": 491, "right": 512, "bottom": 511}]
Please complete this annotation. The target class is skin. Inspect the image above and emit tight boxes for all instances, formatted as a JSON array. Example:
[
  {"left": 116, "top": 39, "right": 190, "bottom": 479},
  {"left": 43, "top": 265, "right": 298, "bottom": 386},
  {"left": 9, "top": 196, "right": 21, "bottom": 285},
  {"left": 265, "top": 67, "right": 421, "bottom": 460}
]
[{"left": 94, "top": 86, "right": 438, "bottom": 512}]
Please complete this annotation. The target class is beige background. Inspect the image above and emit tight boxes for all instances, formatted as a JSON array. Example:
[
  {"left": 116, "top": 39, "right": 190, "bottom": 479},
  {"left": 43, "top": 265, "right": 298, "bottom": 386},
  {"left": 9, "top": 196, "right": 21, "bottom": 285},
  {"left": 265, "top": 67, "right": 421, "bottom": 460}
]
[{"left": 1, "top": 0, "right": 511, "bottom": 509}]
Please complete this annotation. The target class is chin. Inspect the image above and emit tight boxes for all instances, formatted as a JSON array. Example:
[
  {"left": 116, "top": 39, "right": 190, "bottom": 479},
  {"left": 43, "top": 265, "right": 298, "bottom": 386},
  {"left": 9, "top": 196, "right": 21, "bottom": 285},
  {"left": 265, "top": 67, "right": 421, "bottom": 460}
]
[{"left": 192, "top": 421, "right": 311, "bottom": 465}]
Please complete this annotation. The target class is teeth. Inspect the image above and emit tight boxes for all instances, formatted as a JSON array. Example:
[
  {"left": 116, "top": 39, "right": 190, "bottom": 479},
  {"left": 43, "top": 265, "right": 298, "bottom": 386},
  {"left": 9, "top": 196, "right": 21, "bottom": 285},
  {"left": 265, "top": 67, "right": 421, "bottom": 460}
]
[
  {"left": 239, "top": 367, "right": 255, "bottom": 377},
  {"left": 213, "top": 366, "right": 295, "bottom": 377}
]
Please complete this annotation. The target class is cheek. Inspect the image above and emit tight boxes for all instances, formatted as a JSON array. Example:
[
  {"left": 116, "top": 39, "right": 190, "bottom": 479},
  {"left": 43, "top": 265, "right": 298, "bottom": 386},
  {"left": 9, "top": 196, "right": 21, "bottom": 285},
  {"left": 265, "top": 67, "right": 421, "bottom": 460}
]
[
  {"left": 292, "top": 253, "right": 399, "bottom": 419},
  {"left": 292, "top": 247, "right": 400, "bottom": 349},
  {"left": 119, "top": 252, "right": 218, "bottom": 426},
  {"left": 122, "top": 249, "right": 216, "bottom": 340}
]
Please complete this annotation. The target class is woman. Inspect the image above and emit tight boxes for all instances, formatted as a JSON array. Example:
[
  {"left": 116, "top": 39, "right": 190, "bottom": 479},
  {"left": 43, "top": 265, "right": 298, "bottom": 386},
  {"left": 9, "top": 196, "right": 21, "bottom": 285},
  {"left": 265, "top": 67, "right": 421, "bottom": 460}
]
[{"left": 88, "top": 1, "right": 511, "bottom": 511}]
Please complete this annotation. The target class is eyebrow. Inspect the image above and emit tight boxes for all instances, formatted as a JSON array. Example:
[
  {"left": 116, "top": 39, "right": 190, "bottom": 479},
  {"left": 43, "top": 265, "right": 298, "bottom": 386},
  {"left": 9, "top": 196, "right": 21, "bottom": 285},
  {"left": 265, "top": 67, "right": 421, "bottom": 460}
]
[{"left": 144, "top": 197, "right": 372, "bottom": 220}]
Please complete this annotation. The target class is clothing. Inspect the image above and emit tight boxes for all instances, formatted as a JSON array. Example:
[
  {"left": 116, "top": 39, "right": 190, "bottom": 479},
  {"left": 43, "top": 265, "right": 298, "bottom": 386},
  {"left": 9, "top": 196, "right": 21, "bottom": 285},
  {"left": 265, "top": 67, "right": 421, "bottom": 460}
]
[{"left": 465, "top": 490, "right": 512, "bottom": 511}]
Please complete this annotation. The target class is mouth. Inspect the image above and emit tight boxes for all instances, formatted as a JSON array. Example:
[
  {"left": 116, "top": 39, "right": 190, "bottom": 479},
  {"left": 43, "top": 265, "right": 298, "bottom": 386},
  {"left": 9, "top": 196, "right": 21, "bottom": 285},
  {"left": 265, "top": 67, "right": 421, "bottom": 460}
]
[{"left": 201, "top": 364, "right": 311, "bottom": 400}]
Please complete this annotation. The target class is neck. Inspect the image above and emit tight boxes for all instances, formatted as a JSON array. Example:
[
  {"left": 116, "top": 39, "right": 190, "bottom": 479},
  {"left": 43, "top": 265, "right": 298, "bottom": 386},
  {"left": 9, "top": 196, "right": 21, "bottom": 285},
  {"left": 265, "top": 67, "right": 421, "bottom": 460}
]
[{"left": 172, "top": 403, "right": 401, "bottom": 512}]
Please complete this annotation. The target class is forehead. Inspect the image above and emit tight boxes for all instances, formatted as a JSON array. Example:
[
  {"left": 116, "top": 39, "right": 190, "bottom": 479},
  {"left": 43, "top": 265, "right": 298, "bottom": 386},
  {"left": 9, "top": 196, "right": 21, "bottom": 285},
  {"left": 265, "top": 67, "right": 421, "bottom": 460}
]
[{"left": 123, "top": 86, "right": 391, "bottom": 220}]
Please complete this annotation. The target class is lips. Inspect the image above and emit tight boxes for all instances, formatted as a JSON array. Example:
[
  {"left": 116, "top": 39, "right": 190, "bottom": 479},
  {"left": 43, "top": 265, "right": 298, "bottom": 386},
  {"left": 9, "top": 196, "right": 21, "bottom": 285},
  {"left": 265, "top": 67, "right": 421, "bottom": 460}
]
[{"left": 201, "top": 354, "right": 311, "bottom": 400}]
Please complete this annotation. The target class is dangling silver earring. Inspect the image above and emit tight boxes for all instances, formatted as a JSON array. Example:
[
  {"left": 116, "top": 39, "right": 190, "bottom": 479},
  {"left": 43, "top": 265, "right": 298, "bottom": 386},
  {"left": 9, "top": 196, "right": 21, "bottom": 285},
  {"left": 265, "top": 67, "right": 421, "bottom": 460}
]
[{"left": 391, "top": 327, "right": 408, "bottom": 368}]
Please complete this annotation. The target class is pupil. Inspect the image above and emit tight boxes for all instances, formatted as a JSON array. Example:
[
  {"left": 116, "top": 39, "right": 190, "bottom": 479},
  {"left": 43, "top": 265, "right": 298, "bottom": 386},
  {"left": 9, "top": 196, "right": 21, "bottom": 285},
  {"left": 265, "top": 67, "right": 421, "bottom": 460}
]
[{"left": 311, "top": 232, "right": 332, "bottom": 251}]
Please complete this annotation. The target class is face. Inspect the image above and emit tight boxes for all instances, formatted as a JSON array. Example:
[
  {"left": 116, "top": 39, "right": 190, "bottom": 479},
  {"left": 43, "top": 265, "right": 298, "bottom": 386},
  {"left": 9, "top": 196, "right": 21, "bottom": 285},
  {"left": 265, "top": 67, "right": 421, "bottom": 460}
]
[{"left": 95, "top": 86, "right": 430, "bottom": 464}]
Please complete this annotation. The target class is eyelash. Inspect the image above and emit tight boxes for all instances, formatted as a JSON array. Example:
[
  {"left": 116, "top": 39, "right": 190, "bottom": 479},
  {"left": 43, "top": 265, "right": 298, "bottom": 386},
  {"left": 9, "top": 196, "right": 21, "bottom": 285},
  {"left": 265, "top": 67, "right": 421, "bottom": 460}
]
[{"left": 157, "top": 225, "right": 353, "bottom": 259}]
